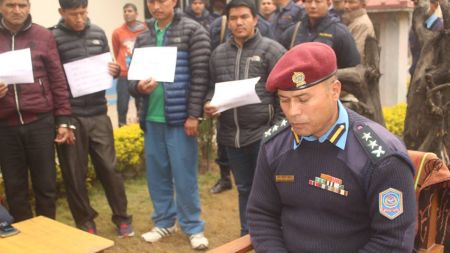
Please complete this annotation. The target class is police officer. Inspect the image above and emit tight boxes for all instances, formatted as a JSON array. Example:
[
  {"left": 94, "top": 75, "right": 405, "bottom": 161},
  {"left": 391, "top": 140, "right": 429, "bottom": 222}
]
[
  {"left": 246, "top": 42, "right": 416, "bottom": 253},
  {"left": 280, "top": 0, "right": 360, "bottom": 68},
  {"left": 270, "top": 0, "right": 304, "bottom": 43}
]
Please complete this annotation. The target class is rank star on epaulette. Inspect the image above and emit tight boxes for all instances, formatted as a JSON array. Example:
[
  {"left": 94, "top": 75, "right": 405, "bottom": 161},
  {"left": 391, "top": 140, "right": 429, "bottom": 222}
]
[
  {"left": 354, "top": 125, "right": 390, "bottom": 163},
  {"left": 263, "top": 118, "right": 290, "bottom": 143}
]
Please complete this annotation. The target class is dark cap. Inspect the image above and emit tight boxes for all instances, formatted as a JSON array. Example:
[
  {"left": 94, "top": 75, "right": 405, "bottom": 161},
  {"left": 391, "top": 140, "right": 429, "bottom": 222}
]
[
  {"left": 224, "top": 0, "right": 258, "bottom": 17},
  {"left": 266, "top": 42, "right": 337, "bottom": 92}
]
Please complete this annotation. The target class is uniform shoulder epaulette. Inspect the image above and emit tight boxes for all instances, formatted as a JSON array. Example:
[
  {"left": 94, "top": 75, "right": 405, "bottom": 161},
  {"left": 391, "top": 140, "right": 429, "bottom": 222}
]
[
  {"left": 353, "top": 124, "right": 392, "bottom": 164},
  {"left": 263, "top": 118, "right": 290, "bottom": 143}
]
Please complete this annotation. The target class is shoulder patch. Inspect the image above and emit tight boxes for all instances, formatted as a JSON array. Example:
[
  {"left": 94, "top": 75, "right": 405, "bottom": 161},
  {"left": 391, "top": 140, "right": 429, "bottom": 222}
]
[
  {"left": 263, "top": 118, "right": 290, "bottom": 143},
  {"left": 379, "top": 188, "right": 403, "bottom": 220},
  {"left": 354, "top": 124, "right": 391, "bottom": 164}
]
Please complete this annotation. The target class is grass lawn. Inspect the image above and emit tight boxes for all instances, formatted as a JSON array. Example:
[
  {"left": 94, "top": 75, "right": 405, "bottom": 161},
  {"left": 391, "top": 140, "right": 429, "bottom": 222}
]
[{"left": 55, "top": 171, "right": 241, "bottom": 252}]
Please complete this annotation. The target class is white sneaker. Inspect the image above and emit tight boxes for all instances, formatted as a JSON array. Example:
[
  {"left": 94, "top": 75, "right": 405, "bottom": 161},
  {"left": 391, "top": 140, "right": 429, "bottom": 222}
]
[
  {"left": 141, "top": 225, "right": 176, "bottom": 243},
  {"left": 189, "top": 232, "right": 209, "bottom": 250}
]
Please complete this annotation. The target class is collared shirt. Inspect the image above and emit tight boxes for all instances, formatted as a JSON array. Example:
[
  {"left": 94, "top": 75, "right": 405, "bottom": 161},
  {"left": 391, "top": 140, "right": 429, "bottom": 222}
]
[
  {"left": 145, "top": 21, "right": 172, "bottom": 123},
  {"left": 293, "top": 100, "right": 349, "bottom": 150},
  {"left": 425, "top": 14, "right": 439, "bottom": 29}
]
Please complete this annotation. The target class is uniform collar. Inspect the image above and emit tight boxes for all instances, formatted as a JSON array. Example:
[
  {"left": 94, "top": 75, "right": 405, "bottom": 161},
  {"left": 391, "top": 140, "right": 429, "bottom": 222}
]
[
  {"left": 425, "top": 14, "right": 439, "bottom": 29},
  {"left": 292, "top": 100, "right": 349, "bottom": 150}
]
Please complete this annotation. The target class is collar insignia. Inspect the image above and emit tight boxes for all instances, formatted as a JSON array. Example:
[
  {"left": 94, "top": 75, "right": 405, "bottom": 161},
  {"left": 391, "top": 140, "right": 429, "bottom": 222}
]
[{"left": 292, "top": 72, "right": 306, "bottom": 88}]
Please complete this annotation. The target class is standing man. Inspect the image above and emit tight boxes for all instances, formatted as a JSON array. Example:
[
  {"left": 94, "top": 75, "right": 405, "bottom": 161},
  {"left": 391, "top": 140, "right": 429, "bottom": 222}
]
[
  {"left": 270, "top": 0, "right": 304, "bottom": 43},
  {"left": 183, "top": 0, "right": 215, "bottom": 30},
  {"left": 0, "top": 0, "right": 72, "bottom": 222},
  {"left": 341, "top": 0, "right": 375, "bottom": 64},
  {"left": 280, "top": 0, "right": 360, "bottom": 68},
  {"left": 260, "top": 0, "right": 277, "bottom": 21},
  {"left": 52, "top": 0, "right": 133, "bottom": 237},
  {"left": 329, "top": 0, "right": 345, "bottom": 21},
  {"left": 112, "top": 3, "right": 147, "bottom": 127},
  {"left": 247, "top": 42, "right": 416, "bottom": 252},
  {"left": 204, "top": 0, "right": 285, "bottom": 236},
  {"left": 128, "top": 0, "right": 210, "bottom": 249}
]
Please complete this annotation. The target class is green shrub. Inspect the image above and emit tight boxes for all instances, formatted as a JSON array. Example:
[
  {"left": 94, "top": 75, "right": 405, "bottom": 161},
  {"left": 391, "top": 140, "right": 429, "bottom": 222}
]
[{"left": 383, "top": 103, "right": 407, "bottom": 136}]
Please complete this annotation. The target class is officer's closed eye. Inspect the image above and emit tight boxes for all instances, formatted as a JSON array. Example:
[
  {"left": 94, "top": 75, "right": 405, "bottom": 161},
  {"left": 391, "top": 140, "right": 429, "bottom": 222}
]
[{"left": 279, "top": 95, "right": 310, "bottom": 104}]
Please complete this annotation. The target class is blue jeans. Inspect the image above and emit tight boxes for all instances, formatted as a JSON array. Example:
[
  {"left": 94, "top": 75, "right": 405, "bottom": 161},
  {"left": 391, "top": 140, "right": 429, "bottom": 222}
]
[
  {"left": 144, "top": 121, "right": 204, "bottom": 235},
  {"left": 117, "top": 77, "right": 140, "bottom": 126},
  {"left": 225, "top": 141, "right": 261, "bottom": 235}
]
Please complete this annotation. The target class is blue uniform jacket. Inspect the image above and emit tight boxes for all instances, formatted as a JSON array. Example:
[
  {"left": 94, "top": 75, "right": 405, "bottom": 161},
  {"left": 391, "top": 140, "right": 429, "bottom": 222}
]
[
  {"left": 280, "top": 14, "right": 360, "bottom": 68},
  {"left": 247, "top": 107, "right": 416, "bottom": 253}
]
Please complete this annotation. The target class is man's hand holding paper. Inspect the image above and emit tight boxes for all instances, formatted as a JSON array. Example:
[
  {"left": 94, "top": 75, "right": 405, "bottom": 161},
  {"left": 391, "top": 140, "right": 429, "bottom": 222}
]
[{"left": 209, "top": 77, "right": 262, "bottom": 113}]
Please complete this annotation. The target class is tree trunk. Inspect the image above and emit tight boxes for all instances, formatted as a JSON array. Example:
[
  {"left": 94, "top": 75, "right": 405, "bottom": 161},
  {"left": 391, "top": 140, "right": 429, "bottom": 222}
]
[
  {"left": 337, "top": 36, "right": 385, "bottom": 126},
  {"left": 403, "top": 0, "right": 450, "bottom": 165}
]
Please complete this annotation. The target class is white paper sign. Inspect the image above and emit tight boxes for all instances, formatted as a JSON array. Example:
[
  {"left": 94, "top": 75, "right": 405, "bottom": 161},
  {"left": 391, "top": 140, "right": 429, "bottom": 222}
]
[
  {"left": 0, "top": 48, "right": 34, "bottom": 84},
  {"left": 63, "top": 53, "right": 113, "bottom": 98},
  {"left": 127, "top": 47, "right": 177, "bottom": 82},
  {"left": 210, "top": 77, "right": 262, "bottom": 113}
]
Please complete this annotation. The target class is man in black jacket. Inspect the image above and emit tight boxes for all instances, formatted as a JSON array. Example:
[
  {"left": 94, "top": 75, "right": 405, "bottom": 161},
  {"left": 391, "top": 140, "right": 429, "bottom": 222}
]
[
  {"left": 51, "top": 0, "right": 133, "bottom": 237},
  {"left": 204, "top": 0, "right": 285, "bottom": 236}
]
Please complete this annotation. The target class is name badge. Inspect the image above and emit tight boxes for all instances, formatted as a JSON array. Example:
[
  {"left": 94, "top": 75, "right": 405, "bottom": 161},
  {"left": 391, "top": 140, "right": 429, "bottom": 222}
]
[{"left": 275, "top": 175, "right": 295, "bottom": 183}]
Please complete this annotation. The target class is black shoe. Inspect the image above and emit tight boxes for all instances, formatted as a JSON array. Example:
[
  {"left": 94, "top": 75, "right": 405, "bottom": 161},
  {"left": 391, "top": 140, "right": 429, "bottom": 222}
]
[{"left": 209, "top": 179, "right": 232, "bottom": 194}]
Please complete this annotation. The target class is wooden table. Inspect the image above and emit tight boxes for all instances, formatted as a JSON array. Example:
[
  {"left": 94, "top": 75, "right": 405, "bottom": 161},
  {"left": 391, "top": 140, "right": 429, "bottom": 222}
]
[{"left": 0, "top": 216, "right": 114, "bottom": 253}]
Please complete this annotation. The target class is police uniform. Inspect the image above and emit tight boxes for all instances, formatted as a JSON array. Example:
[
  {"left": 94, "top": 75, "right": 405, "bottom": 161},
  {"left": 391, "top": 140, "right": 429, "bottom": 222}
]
[
  {"left": 246, "top": 43, "right": 416, "bottom": 253},
  {"left": 270, "top": 0, "right": 305, "bottom": 43},
  {"left": 280, "top": 14, "right": 360, "bottom": 68}
]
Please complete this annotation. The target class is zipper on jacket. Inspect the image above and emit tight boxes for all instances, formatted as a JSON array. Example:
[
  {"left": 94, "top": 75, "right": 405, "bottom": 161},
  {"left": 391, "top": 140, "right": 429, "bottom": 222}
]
[
  {"left": 244, "top": 55, "right": 260, "bottom": 79},
  {"left": 11, "top": 34, "right": 25, "bottom": 125},
  {"left": 39, "top": 78, "right": 49, "bottom": 106},
  {"left": 233, "top": 48, "right": 243, "bottom": 148}
]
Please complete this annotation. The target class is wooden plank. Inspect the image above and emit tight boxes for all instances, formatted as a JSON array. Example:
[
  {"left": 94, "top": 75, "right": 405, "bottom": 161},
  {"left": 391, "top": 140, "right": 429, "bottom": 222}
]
[
  {"left": 207, "top": 234, "right": 253, "bottom": 253},
  {"left": 0, "top": 216, "right": 114, "bottom": 253}
]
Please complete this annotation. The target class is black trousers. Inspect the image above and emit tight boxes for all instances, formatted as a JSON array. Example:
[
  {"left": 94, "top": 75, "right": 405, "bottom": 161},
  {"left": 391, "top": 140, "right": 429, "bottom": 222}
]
[
  {"left": 0, "top": 114, "right": 57, "bottom": 222},
  {"left": 56, "top": 114, "right": 131, "bottom": 227}
]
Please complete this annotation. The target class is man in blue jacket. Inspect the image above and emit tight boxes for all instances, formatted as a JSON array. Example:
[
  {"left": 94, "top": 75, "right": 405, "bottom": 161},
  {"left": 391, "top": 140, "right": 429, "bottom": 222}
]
[
  {"left": 129, "top": 0, "right": 211, "bottom": 249},
  {"left": 280, "top": 0, "right": 360, "bottom": 68}
]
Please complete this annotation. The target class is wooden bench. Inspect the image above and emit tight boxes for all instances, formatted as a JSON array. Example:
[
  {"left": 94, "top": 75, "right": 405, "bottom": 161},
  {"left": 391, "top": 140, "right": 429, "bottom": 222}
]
[
  {"left": 0, "top": 216, "right": 114, "bottom": 253},
  {"left": 208, "top": 151, "right": 450, "bottom": 253}
]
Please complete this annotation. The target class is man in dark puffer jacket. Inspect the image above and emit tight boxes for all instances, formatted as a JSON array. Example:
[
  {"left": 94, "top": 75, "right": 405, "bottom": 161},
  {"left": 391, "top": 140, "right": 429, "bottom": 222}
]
[
  {"left": 128, "top": 0, "right": 210, "bottom": 250},
  {"left": 203, "top": 0, "right": 286, "bottom": 236},
  {"left": 51, "top": 0, "right": 133, "bottom": 237}
]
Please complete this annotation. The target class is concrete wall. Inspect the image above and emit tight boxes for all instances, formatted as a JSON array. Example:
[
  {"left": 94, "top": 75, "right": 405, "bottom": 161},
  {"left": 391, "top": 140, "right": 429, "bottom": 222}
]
[
  {"left": 368, "top": 10, "right": 412, "bottom": 106},
  {"left": 30, "top": 0, "right": 145, "bottom": 48}
]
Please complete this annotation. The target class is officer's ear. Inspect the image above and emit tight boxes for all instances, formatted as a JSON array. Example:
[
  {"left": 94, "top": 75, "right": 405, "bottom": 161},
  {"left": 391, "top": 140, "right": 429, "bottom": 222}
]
[{"left": 329, "top": 78, "right": 341, "bottom": 101}]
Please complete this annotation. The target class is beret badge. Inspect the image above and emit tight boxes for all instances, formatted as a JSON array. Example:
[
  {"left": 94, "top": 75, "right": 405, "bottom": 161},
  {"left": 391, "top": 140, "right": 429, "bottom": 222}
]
[{"left": 292, "top": 72, "right": 306, "bottom": 88}]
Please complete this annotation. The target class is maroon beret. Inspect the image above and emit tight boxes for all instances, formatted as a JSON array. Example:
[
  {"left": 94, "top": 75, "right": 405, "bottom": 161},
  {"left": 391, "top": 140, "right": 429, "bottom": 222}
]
[{"left": 266, "top": 42, "right": 337, "bottom": 92}]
